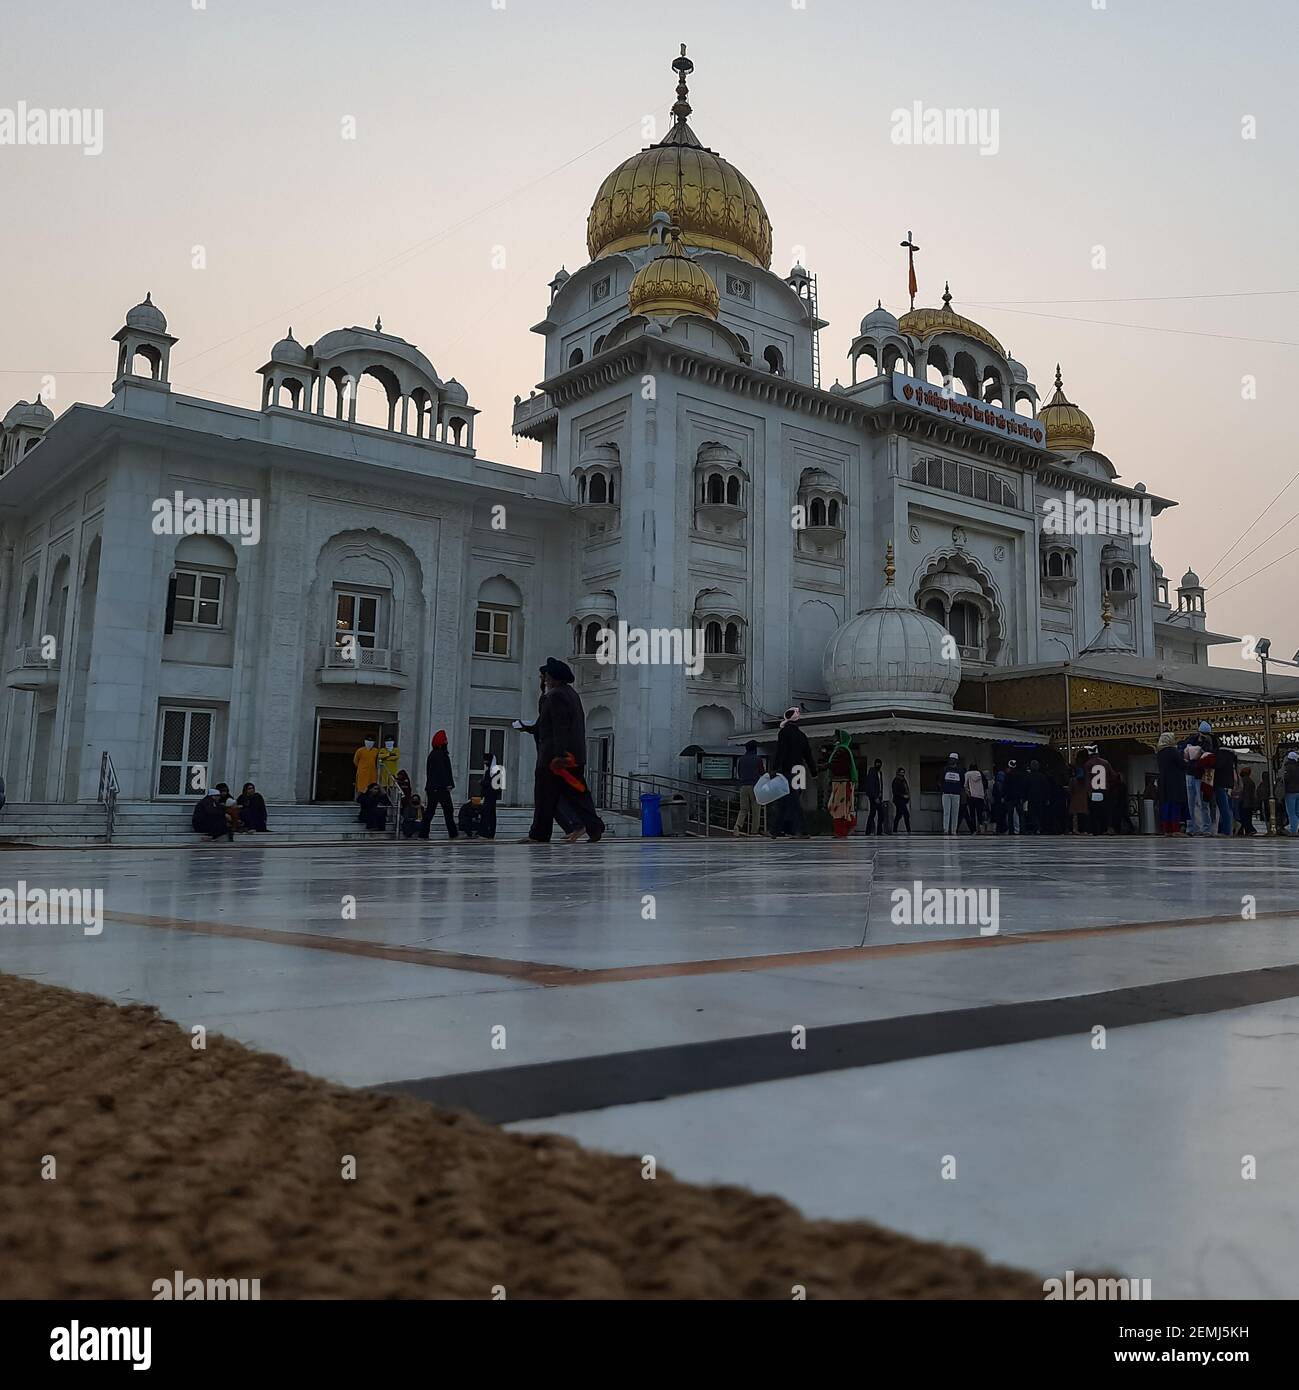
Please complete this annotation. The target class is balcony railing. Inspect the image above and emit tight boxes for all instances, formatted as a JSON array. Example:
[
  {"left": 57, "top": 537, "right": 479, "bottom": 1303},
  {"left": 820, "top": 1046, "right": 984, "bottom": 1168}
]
[
  {"left": 322, "top": 645, "right": 401, "bottom": 672},
  {"left": 19, "top": 645, "right": 60, "bottom": 670}
]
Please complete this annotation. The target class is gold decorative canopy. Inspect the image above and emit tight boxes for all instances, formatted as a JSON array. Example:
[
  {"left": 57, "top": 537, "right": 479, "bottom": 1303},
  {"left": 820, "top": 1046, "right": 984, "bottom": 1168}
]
[
  {"left": 627, "top": 227, "right": 721, "bottom": 319},
  {"left": 898, "top": 283, "right": 1006, "bottom": 359},
  {"left": 1037, "top": 364, "right": 1096, "bottom": 452},
  {"left": 586, "top": 46, "right": 773, "bottom": 269}
]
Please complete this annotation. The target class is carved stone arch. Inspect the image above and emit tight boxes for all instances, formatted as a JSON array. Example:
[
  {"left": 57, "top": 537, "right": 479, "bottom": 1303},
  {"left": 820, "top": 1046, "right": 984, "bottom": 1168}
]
[
  {"left": 912, "top": 546, "right": 1006, "bottom": 660},
  {"left": 311, "top": 526, "right": 426, "bottom": 652},
  {"left": 690, "top": 703, "right": 736, "bottom": 745}
]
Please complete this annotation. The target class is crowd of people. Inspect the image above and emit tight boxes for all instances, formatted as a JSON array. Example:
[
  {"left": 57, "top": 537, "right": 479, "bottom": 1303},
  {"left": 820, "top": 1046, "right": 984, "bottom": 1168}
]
[
  {"left": 190, "top": 783, "right": 269, "bottom": 841},
  {"left": 193, "top": 654, "right": 607, "bottom": 846},
  {"left": 730, "top": 711, "right": 1299, "bottom": 839}
]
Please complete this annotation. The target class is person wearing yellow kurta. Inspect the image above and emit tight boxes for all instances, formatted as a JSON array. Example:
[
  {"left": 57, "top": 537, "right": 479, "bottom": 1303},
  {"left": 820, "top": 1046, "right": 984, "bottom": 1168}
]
[
  {"left": 376, "top": 739, "right": 400, "bottom": 790},
  {"left": 353, "top": 739, "right": 379, "bottom": 795}
]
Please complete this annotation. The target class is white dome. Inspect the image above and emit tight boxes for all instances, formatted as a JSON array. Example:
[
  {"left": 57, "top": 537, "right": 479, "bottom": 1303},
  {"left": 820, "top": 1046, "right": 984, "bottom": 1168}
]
[
  {"left": 860, "top": 300, "right": 899, "bottom": 335},
  {"left": 442, "top": 377, "right": 469, "bottom": 406},
  {"left": 3, "top": 397, "right": 53, "bottom": 430},
  {"left": 1008, "top": 355, "right": 1029, "bottom": 383},
  {"left": 1181, "top": 568, "right": 1202, "bottom": 589},
  {"left": 823, "top": 576, "right": 961, "bottom": 713},
  {"left": 270, "top": 328, "right": 308, "bottom": 366},
  {"left": 125, "top": 292, "right": 167, "bottom": 333}
]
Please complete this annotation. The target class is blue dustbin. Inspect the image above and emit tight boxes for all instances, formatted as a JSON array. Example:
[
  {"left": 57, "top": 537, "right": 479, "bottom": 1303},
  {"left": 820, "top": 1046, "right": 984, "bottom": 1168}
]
[{"left": 640, "top": 792, "right": 663, "bottom": 837}]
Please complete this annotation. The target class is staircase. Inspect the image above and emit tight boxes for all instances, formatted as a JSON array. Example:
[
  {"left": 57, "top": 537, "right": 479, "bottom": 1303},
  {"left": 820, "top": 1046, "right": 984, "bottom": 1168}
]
[{"left": 0, "top": 802, "right": 633, "bottom": 848}]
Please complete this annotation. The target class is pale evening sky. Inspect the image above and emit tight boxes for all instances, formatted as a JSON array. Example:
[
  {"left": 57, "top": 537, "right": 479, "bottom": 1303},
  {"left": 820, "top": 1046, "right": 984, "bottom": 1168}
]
[{"left": 3, "top": 0, "right": 1297, "bottom": 666}]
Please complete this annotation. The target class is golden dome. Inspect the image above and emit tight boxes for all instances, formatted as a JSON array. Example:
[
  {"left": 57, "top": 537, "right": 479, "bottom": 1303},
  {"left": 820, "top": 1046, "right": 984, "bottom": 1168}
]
[
  {"left": 627, "top": 228, "right": 721, "bottom": 319},
  {"left": 1037, "top": 364, "right": 1096, "bottom": 451},
  {"left": 898, "top": 284, "right": 1006, "bottom": 358},
  {"left": 586, "top": 47, "right": 773, "bottom": 269}
]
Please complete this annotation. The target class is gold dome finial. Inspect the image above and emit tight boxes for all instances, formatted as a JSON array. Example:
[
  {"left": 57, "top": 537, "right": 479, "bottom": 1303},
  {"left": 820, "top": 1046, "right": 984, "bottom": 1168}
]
[
  {"left": 884, "top": 541, "right": 896, "bottom": 586},
  {"left": 627, "top": 224, "right": 720, "bottom": 319},
  {"left": 1038, "top": 362, "right": 1096, "bottom": 452},
  {"left": 585, "top": 45, "right": 773, "bottom": 267},
  {"left": 941, "top": 282, "right": 953, "bottom": 310},
  {"left": 1101, "top": 591, "right": 1114, "bottom": 626},
  {"left": 671, "top": 43, "right": 693, "bottom": 124}
]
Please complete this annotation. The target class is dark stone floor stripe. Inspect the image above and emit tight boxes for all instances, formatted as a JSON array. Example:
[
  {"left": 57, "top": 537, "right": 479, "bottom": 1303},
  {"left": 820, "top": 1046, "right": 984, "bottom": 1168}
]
[{"left": 371, "top": 964, "right": 1299, "bottom": 1123}]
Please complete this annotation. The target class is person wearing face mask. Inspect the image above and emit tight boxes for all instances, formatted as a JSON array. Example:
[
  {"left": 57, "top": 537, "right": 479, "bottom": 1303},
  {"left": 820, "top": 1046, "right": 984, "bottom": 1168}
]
[
  {"left": 376, "top": 737, "right": 400, "bottom": 792},
  {"left": 353, "top": 737, "right": 380, "bottom": 800}
]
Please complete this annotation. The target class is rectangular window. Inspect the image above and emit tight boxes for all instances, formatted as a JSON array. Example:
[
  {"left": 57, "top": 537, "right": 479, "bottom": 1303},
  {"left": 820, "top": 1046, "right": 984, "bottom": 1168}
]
[
  {"left": 474, "top": 605, "right": 511, "bottom": 657},
  {"left": 468, "top": 725, "right": 507, "bottom": 798},
  {"left": 334, "top": 589, "right": 380, "bottom": 650},
  {"left": 157, "top": 707, "right": 214, "bottom": 797},
  {"left": 172, "top": 569, "right": 224, "bottom": 628}
]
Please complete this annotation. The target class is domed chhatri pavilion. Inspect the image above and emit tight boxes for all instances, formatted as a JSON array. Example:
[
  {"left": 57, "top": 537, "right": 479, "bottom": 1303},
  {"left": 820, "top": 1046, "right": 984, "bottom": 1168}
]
[{"left": 0, "top": 45, "right": 1255, "bottom": 829}]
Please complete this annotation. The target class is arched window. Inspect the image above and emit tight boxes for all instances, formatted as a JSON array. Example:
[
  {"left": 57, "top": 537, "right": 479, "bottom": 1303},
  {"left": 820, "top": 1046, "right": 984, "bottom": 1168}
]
[
  {"left": 809, "top": 497, "right": 827, "bottom": 527},
  {"left": 704, "top": 621, "right": 723, "bottom": 653},
  {"left": 568, "top": 348, "right": 584, "bottom": 368},
  {"left": 828, "top": 498, "right": 841, "bottom": 527},
  {"left": 725, "top": 475, "right": 741, "bottom": 506},
  {"left": 724, "top": 621, "right": 741, "bottom": 654},
  {"left": 593, "top": 335, "right": 606, "bottom": 355},
  {"left": 923, "top": 597, "right": 946, "bottom": 627},
  {"left": 589, "top": 472, "right": 607, "bottom": 504},
  {"left": 1047, "top": 552, "right": 1064, "bottom": 578},
  {"left": 763, "top": 345, "right": 784, "bottom": 375},
  {"left": 1111, "top": 568, "right": 1126, "bottom": 591},
  {"left": 584, "top": 620, "right": 602, "bottom": 655},
  {"left": 706, "top": 473, "right": 725, "bottom": 504}
]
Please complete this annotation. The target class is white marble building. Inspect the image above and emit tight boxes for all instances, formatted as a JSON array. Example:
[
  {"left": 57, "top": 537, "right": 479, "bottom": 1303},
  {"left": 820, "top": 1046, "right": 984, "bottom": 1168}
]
[{"left": 0, "top": 49, "right": 1229, "bottom": 812}]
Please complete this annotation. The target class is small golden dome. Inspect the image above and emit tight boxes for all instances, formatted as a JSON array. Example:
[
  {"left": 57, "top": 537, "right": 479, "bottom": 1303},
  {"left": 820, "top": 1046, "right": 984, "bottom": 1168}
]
[
  {"left": 898, "top": 283, "right": 1006, "bottom": 358},
  {"left": 587, "top": 46, "right": 773, "bottom": 269},
  {"left": 1037, "top": 364, "right": 1096, "bottom": 451},
  {"left": 628, "top": 228, "right": 721, "bottom": 319}
]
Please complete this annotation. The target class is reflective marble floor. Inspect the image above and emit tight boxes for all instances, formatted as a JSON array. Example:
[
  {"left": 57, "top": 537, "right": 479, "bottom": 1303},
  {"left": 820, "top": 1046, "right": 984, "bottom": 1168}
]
[{"left": 3, "top": 835, "right": 1298, "bottom": 1296}]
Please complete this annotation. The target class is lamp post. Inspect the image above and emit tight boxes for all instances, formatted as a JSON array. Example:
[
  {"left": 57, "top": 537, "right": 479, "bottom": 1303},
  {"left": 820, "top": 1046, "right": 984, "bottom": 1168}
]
[{"left": 1253, "top": 639, "right": 1299, "bottom": 833}]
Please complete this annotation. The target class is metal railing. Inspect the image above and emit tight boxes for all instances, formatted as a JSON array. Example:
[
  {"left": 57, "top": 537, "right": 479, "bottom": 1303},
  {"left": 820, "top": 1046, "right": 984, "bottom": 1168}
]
[
  {"left": 322, "top": 644, "right": 402, "bottom": 672},
  {"left": 588, "top": 769, "right": 753, "bottom": 837},
  {"left": 97, "top": 750, "right": 120, "bottom": 842},
  {"left": 20, "top": 645, "right": 61, "bottom": 670}
]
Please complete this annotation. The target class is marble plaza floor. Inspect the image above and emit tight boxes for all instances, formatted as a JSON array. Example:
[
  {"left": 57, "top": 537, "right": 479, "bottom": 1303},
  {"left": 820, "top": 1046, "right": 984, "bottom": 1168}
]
[{"left": 3, "top": 832, "right": 1299, "bottom": 1298}]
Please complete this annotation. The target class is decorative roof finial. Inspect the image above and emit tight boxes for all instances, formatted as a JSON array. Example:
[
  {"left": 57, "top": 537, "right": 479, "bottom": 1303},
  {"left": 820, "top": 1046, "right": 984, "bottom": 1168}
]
[
  {"left": 145, "top": 291, "right": 152, "bottom": 304},
  {"left": 900, "top": 231, "right": 920, "bottom": 311},
  {"left": 884, "top": 541, "right": 896, "bottom": 587},
  {"left": 1054, "top": 363, "right": 1064, "bottom": 392},
  {"left": 671, "top": 44, "right": 693, "bottom": 124},
  {"left": 1101, "top": 591, "right": 1114, "bottom": 626},
  {"left": 941, "top": 281, "right": 952, "bottom": 311},
  {"left": 375, "top": 316, "right": 383, "bottom": 333}
]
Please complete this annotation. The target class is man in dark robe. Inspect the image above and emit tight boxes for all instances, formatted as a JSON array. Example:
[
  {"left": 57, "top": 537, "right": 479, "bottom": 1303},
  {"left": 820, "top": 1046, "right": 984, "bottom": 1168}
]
[{"left": 526, "top": 657, "right": 605, "bottom": 844}]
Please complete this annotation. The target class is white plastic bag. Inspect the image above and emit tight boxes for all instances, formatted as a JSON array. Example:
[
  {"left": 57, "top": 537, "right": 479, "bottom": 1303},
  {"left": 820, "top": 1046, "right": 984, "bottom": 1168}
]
[{"left": 753, "top": 772, "right": 790, "bottom": 806}]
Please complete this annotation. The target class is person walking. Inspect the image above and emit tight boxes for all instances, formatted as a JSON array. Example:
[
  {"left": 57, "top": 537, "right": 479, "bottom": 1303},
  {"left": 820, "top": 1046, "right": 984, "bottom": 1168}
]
[
  {"left": 962, "top": 764, "right": 986, "bottom": 833},
  {"left": 1259, "top": 767, "right": 1275, "bottom": 833},
  {"left": 1003, "top": 759, "right": 1025, "bottom": 835},
  {"left": 734, "top": 740, "right": 766, "bottom": 835},
  {"left": 1156, "top": 732, "right": 1186, "bottom": 834},
  {"left": 1211, "top": 737, "right": 1237, "bottom": 837},
  {"left": 771, "top": 707, "right": 815, "bottom": 839},
  {"left": 1283, "top": 750, "right": 1299, "bottom": 835},
  {"left": 891, "top": 768, "right": 911, "bottom": 833},
  {"left": 421, "top": 730, "right": 459, "bottom": 840},
  {"left": 527, "top": 657, "right": 605, "bottom": 844},
  {"left": 827, "top": 731, "right": 859, "bottom": 839},
  {"left": 1183, "top": 722, "right": 1213, "bottom": 835},
  {"left": 1081, "top": 745, "right": 1115, "bottom": 835},
  {"left": 1024, "top": 760, "right": 1050, "bottom": 835},
  {"left": 1237, "top": 766, "right": 1258, "bottom": 836},
  {"left": 940, "top": 753, "right": 965, "bottom": 836},
  {"left": 864, "top": 758, "right": 888, "bottom": 835}
]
